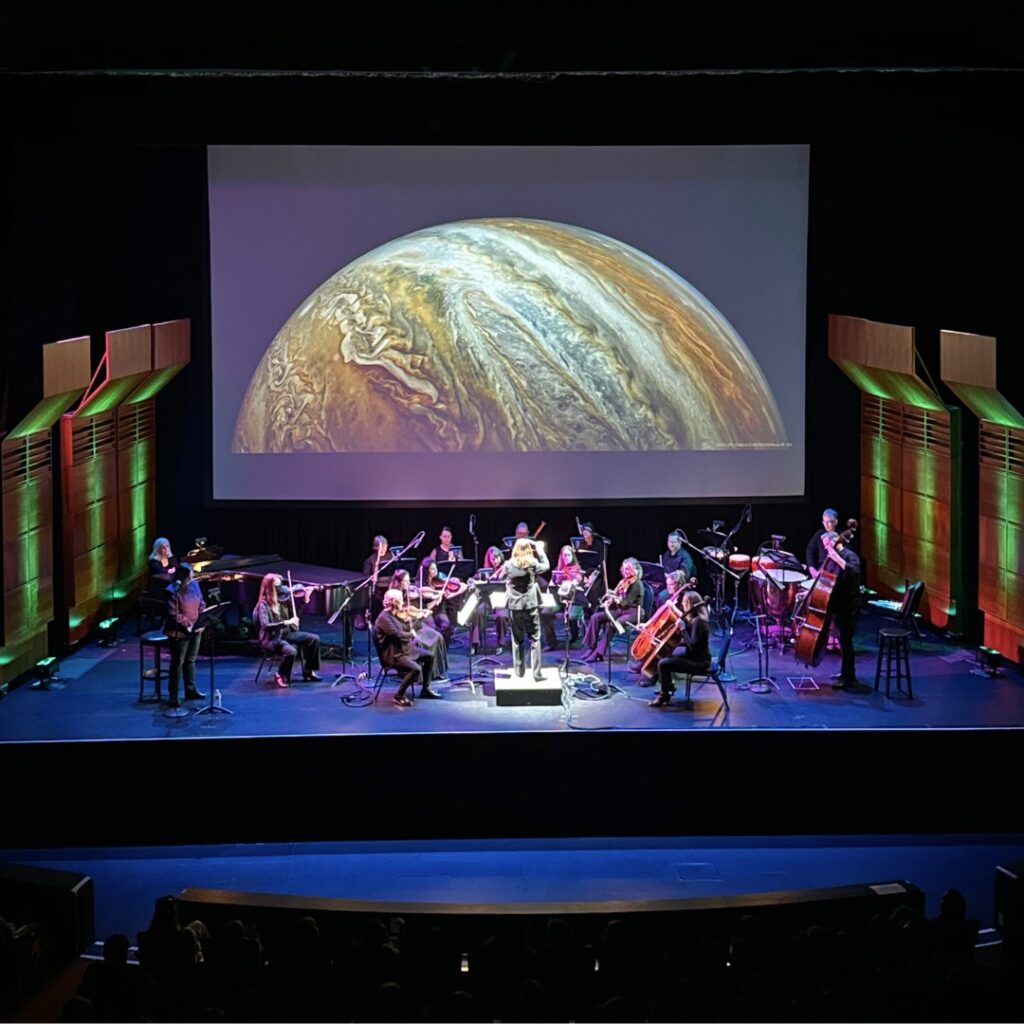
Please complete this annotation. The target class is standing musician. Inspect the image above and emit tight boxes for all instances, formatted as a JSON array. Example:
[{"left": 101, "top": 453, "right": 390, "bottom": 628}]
[
  {"left": 469, "top": 546, "right": 507, "bottom": 655},
  {"left": 659, "top": 530, "right": 695, "bottom": 599},
  {"left": 648, "top": 591, "right": 712, "bottom": 708},
  {"left": 821, "top": 529, "right": 863, "bottom": 689},
  {"left": 581, "top": 557, "right": 644, "bottom": 663},
  {"left": 429, "top": 526, "right": 459, "bottom": 563},
  {"left": 361, "top": 535, "right": 393, "bottom": 626},
  {"left": 548, "top": 544, "right": 586, "bottom": 648},
  {"left": 504, "top": 537, "right": 550, "bottom": 680},
  {"left": 390, "top": 568, "right": 448, "bottom": 685},
  {"left": 805, "top": 508, "right": 840, "bottom": 577},
  {"left": 375, "top": 588, "right": 436, "bottom": 707},
  {"left": 164, "top": 561, "right": 206, "bottom": 704},
  {"left": 253, "top": 573, "right": 322, "bottom": 688}
]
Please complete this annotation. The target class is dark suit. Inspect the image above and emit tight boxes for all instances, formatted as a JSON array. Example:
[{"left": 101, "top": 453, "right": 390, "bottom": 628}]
[
  {"left": 504, "top": 551, "right": 551, "bottom": 677},
  {"left": 831, "top": 546, "right": 861, "bottom": 681},
  {"left": 375, "top": 609, "right": 434, "bottom": 697}
]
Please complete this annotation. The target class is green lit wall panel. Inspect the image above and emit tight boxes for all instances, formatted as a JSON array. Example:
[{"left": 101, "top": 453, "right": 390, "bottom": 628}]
[
  {"left": 2, "top": 475, "right": 51, "bottom": 539},
  {"left": 902, "top": 449, "right": 951, "bottom": 503},
  {"left": 860, "top": 435, "right": 902, "bottom": 485},
  {"left": 861, "top": 476, "right": 901, "bottom": 528},
  {"left": 2, "top": 525, "right": 52, "bottom": 593},
  {"left": 901, "top": 493, "right": 951, "bottom": 549}
]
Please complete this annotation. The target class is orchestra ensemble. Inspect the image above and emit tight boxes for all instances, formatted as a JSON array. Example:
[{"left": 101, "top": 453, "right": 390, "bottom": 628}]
[{"left": 148, "top": 509, "right": 863, "bottom": 710}]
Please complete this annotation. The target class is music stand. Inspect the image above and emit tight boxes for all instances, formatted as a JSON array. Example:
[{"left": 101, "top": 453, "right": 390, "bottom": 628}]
[
  {"left": 575, "top": 549, "right": 601, "bottom": 573},
  {"left": 638, "top": 561, "right": 667, "bottom": 590},
  {"left": 326, "top": 582, "right": 369, "bottom": 686},
  {"left": 746, "top": 613, "right": 777, "bottom": 693},
  {"left": 191, "top": 602, "right": 233, "bottom": 717}
]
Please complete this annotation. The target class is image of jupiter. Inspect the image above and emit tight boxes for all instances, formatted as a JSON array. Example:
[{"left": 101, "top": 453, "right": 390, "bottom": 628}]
[{"left": 233, "top": 218, "right": 788, "bottom": 453}]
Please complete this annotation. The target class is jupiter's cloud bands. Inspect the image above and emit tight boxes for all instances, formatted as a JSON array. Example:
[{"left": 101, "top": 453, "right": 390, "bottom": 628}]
[{"left": 233, "top": 218, "right": 788, "bottom": 454}]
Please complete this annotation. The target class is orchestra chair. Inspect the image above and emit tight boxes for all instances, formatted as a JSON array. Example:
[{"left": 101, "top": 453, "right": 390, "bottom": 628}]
[
  {"left": 870, "top": 580, "right": 925, "bottom": 639},
  {"left": 874, "top": 627, "right": 914, "bottom": 699},
  {"left": 253, "top": 644, "right": 285, "bottom": 687},
  {"left": 371, "top": 633, "right": 400, "bottom": 703},
  {"left": 134, "top": 594, "right": 166, "bottom": 636},
  {"left": 672, "top": 629, "right": 732, "bottom": 711},
  {"left": 138, "top": 630, "right": 169, "bottom": 703}
]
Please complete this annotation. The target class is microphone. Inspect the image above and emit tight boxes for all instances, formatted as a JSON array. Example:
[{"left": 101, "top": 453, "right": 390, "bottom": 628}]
[
  {"left": 469, "top": 514, "right": 476, "bottom": 535},
  {"left": 408, "top": 530, "right": 426, "bottom": 551},
  {"left": 746, "top": 505, "right": 752, "bottom": 524},
  {"left": 576, "top": 516, "right": 583, "bottom": 535}
]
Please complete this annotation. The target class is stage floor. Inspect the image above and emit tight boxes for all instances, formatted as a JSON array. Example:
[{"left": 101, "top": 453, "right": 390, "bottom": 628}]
[{"left": 2, "top": 610, "right": 1022, "bottom": 742}]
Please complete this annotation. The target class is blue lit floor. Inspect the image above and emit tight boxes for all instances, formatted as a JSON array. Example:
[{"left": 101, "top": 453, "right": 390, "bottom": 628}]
[{"left": 3, "top": 835, "right": 1022, "bottom": 939}]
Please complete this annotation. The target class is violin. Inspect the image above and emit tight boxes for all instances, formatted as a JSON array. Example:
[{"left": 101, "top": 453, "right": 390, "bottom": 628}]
[
  {"left": 599, "top": 575, "right": 631, "bottom": 611},
  {"left": 794, "top": 518, "right": 858, "bottom": 668}
]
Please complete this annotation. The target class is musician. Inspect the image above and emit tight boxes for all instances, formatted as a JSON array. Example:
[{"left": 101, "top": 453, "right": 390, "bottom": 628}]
[
  {"left": 632, "top": 569, "right": 692, "bottom": 682},
  {"left": 581, "top": 558, "right": 644, "bottom": 663},
  {"left": 505, "top": 538, "right": 550, "bottom": 680},
  {"left": 548, "top": 544, "right": 586, "bottom": 648},
  {"left": 805, "top": 508, "right": 840, "bottom": 577},
  {"left": 577, "top": 522, "right": 606, "bottom": 563},
  {"left": 253, "top": 573, "right": 322, "bottom": 687},
  {"left": 821, "top": 530, "right": 863, "bottom": 689},
  {"left": 375, "top": 588, "right": 436, "bottom": 707},
  {"left": 390, "top": 568, "right": 448, "bottom": 684},
  {"left": 148, "top": 538, "right": 178, "bottom": 601},
  {"left": 429, "top": 526, "right": 459, "bottom": 563},
  {"left": 361, "top": 535, "right": 393, "bottom": 625},
  {"left": 659, "top": 530, "right": 695, "bottom": 596},
  {"left": 648, "top": 591, "right": 711, "bottom": 708},
  {"left": 420, "top": 557, "right": 466, "bottom": 643},
  {"left": 164, "top": 561, "right": 206, "bottom": 704},
  {"left": 469, "top": 546, "right": 507, "bottom": 655}
]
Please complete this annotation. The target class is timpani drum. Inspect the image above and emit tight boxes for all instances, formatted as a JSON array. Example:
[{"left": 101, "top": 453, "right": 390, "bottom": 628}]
[{"left": 749, "top": 566, "right": 809, "bottom": 619}]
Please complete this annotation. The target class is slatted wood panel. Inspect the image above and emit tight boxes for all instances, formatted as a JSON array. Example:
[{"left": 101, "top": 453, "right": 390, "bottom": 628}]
[
  {"left": 859, "top": 396, "right": 955, "bottom": 627},
  {"left": 0, "top": 432, "right": 55, "bottom": 680},
  {"left": 61, "top": 411, "right": 120, "bottom": 645},
  {"left": 978, "top": 423, "right": 1024, "bottom": 658},
  {"left": 115, "top": 400, "right": 157, "bottom": 597}
]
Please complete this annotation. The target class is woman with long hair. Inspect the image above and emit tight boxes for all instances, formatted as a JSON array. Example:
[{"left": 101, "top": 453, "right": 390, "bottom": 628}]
[
  {"left": 470, "top": 546, "right": 508, "bottom": 655},
  {"left": 580, "top": 557, "right": 644, "bottom": 663},
  {"left": 548, "top": 543, "right": 586, "bottom": 648},
  {"left": 504, "top": 537, "right": 550, "bottom": 680},
  {"left": 253, "top": 573, "right": 322, "bottom": 687},
  {"left": 389, "top": 568, "right": 448, "bottom": 686},
  {"left": 648, "top": 590, "right": 711, "bottom": 708}
]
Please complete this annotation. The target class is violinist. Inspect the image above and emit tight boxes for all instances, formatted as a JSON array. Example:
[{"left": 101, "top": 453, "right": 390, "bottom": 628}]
[
  {"left": 361, "top": 535, "right": 393, "bottom": 627},
  {"left": 821, "top": 529, "right": 863, "bottom": 689},
  {"left": 581, "top": 558, "right": 644, "bottom": 663},
  {"left": 375, "top": 588, "right": 437, "bottom": 707},
  {"left": 504, "top": 537, "right": 550, "bottom": 680},
  {"left": 547, "top": 544, "right": 586, "bottom": 649},
  {"left": 429, "top": 526, "right": 459, "bottom": 563},
  {"left": 648, "top": 591, "right": 711, "bottom": 708},
  {"left": 253, "top": 572, "right": 322, "bottom": 687},
  {"left": 390, "top": 568, "right": 449, "bottom": 685},
  {"left": 469, "top": 546, "right": 507, "bottom": 655},
  {"left": 419, "top": 557, "right": 467, "bottom": 644}
]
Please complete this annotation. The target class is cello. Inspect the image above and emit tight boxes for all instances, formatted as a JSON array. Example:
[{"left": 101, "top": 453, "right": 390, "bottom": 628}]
[
  {"left": 793, "top": 518, "right": 858, "bottom": 668},
  {"left": 630, "top": 578, "right": 699, "bottom": 676}
]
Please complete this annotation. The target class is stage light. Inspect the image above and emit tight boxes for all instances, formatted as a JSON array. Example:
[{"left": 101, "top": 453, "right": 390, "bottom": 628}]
[
  {"left": 97, "top": 617, "right": 119, "bottom": 647},
  {"left": 974, "top": 646, "right": 1003, "bottom": 678},
  {"left": 31, "top": 656, "right": 66, "bottom": 690}
]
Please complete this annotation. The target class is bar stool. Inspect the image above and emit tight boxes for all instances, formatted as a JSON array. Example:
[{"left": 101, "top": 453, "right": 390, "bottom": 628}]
[
  {"left": 138, "top": 630, "right": 169, "bottom": 702},
  {"left": 875, "top": 627, "right": 913, "bottom": 699}
]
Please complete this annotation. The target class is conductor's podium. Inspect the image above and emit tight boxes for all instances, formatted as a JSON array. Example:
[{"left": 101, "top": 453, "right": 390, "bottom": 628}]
[{"left": 494, "top": 667, "right": 563, "bottom": 707}]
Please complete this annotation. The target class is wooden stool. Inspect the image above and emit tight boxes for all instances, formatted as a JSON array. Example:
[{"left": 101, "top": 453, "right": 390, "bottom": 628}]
[
  {"left": 138, "top": 631, "right": 169, "bottom": 702},
  {"left": 875, "top": 627, "right": 913, "bottom": 699}
]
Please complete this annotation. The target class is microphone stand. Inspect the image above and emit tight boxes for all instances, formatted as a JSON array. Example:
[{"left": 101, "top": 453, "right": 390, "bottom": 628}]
[{"left": 331, "top": 547, "right": 393, "bottom": 689}]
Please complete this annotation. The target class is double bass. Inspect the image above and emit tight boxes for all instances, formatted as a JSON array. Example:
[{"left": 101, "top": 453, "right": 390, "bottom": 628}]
[
  {"left": 630, "top": 578, "right": 699, "bottom": 676},
  {"left": 794, "top": 519, "right": 858, "bottom": 667}
]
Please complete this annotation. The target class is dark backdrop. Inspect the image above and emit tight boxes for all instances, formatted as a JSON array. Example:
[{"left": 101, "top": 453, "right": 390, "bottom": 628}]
[{"left": 3, "top": 70, "right": 1022, "bottom": 647}]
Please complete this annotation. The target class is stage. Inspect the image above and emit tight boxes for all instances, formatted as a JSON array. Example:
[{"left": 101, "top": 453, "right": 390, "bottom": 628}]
[{"left": 1, "top": 608, "right": 1021, "bottom": 743}]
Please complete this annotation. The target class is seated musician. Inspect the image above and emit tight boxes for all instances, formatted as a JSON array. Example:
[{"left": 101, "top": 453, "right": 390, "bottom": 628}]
[
  {"left": 429, "top": 526, "right": 459, "bottom": 563},
  {"left": 469, "top": 546, "right": 507, "bottom": 655},
  {"left": 659, "top": 530, "right": 695, "bottom": 600},
  {"left": 361, "top": 535, "right": 393, "bottom": 626},
  {"left": 164, "top": 561, "right": 206, "bottom": 705},
  {"left": 805, "top": 508, "right": 839, "bottom": 578},
  {"left": 390, "top": 568, "right": 448, "bottom": 683},
  {"left": 581, "top": 557, "right": 644, "bottom": 663},
  {"left": 253, "top": 573, "right": 322, "bottom": 687},
  {"left": 632, "top": 569, "right": 691, "bottom": 682},
  {"left": 375, "top": 588, "right": 437, "bottom": 707},
  {"left": 648, "top": 591, "right": 712, "bottom": 708},
  {"left": 546, "top": 544, "right": 585, "bottom": 648},
  {"left": 420, "top": 557, "right": 467, "bottom": 644}
]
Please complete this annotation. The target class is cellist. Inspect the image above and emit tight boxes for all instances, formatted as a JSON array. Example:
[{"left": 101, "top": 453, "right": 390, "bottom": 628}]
[
  {"left": 820, "top": 530, "right": 862, "bottom": 689},
  {"left": 648, "top": 591, "right": 711, "bottom": 708},
  {"left": 630, "top": 569, "right": 692, "bottom": 684}
]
